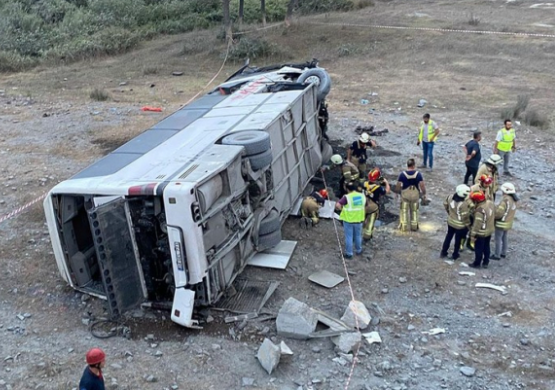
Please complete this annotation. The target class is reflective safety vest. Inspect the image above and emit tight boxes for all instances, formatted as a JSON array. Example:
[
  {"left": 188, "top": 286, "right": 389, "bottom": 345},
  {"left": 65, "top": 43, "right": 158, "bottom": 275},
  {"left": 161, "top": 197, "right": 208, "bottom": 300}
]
[
  {"left": 495, "top": 194, "right": 517, "bottom": 230},
  {"left": 340, "top": 191, "right": 366, "bottom": 223},
  {"left": 418, "top": 120, "right": 438, "bottom": 142},
  {"left": 342, "top": 160, "right": 360, "bottom": 181},
  {"left": 471, "top": 200, "right": 495, "bottom": 238},
  {"left": 444, "top": 194, "right": 471, "bottom": 229},
  {"left": 497, "top": 128, "right": 515, "bottom": 152}
]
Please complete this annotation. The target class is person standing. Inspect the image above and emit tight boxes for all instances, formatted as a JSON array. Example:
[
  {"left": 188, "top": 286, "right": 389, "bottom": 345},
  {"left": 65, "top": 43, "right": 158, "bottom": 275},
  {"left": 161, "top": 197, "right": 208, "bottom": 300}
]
[
  {"left": 440, "top": 184, "right": 471, "bottom": 260},
  {"left": 491, "top": 182, "right": 518, "bottom": 260},
  {"left": 362, "top": 168, "right": 390, "bottom": 240},
  {"left": 300, "top": 189, "right": 328, "bottom": 225},
  {"left": 493, "top": 119, "right": 516, "bottom": 176},
  {"left": 468, "top": 190, "right": 495, "bottom": 269},
  {"left": 335, "top": 182, "right": 366, "bottom": 259},
  {"left": 79, "top": 348, "right": 106, "bottom": 390},
  {"left": 394, "top": 158, "right": 428, "bottom": 232},
  {"left": 463, "top": 131, "right": 482, "bottom": 185},
  {"left": 330, "top": 154, "right": 360, "bottom": 197},
  {"left": 476, "top": 154, "right": 502, "bottom": 199},
  {"left": 416, "top": 113, "right": 440, "bottom": 170},
  {"left": 347, "top": 132, "right": 376, "bottom": 175},
  {"left": 470, "top": 174, "right": 494, "bottom": 201}
]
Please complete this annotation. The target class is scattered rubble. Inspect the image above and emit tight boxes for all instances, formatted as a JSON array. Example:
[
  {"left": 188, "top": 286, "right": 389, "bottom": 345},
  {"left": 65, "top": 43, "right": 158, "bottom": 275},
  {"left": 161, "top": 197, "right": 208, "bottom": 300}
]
[
  {"left": 276, "top": 298, "right": 318, "bottom": 339},
  {"left": 256, "top": 338, "right": 281, "bottom": 375},
  {"left": 340, "top": 300, "right": 372, "bottom": 330}
]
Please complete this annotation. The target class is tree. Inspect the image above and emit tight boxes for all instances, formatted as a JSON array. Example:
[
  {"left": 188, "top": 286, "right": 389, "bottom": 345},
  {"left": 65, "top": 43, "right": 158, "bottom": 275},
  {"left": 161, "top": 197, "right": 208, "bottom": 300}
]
[
  {"left": 285, "top": 0, "right": 299, "bottom": 27},
  {"left": 261, "top": 0, "right": 266, "bottom": 26},
  {"left": 238, "top": 0, "right": 244, "bottom": 29},
  {"left": 222, "top": 0, "right": 232, "bottom": 42}
]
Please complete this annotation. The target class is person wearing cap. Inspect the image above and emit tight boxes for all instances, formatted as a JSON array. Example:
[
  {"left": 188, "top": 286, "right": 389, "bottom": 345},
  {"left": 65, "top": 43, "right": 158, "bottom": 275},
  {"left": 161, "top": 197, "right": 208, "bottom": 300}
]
[
  {"left": 468, "top": 190, "right": 495, "bottom": 269},
  {"left": 335, "top": 182, "right": 366, "bottom": 259},
  {"left": 329, "top": 154, "right": 360, "bottom": 197},
  {"left": 301, "top": 189, "right": 328, "bottom": 225},
  {"left": 463, "top": 130, "right": 482, "bottom": 185},
  {"left": 347, "top": 132, "right": 376, "bottom": 175},
  {"left": 394, "top": 158, "right": 428, "bottom": 232},
  {"left": 362, "top": 168, "right": 390, "bottom": 240},
  {"left": 440, "top": 184, "right": 472, "bottom": 260},
  {"left": 475, "top": 154, "right": 501, "bottom": 198},
  {"left": 491, "top": 182, "right": 518, "bottom": 260},
  {"left": 493, "top": 119, "right": 516, "bottom": 176},
  {"left": 416, "top": 113, "right": 440, "bottom": 170},
  {"left": 80, "top": 348, "right": 106, "bottom": 390},
  {"left": 471, "top": 174, "right": 494, "bottom": 201}
]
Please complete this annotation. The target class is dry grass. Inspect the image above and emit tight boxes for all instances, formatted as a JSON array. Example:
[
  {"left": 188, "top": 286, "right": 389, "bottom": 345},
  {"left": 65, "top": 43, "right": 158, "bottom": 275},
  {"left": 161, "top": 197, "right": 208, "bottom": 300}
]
[{"left": 89, "top": 116, "right": 162, "bottom": 153}]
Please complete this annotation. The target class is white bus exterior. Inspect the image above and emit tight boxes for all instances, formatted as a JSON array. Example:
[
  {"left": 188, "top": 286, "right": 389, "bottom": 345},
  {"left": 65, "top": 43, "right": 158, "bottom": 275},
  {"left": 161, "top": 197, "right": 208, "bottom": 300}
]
[{"left": 44, "top": 62, "right": 332, "bottom": 328}]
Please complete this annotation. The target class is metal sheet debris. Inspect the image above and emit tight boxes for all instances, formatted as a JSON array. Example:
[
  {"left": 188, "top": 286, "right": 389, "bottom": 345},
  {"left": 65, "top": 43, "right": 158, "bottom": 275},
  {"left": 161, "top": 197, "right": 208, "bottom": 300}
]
[
  {"left": 421, "top": 328, "right": 446, "bottom": 336},
  {"left": 459, "top": 271, "right": 475, "bottom": 276},
  {"left": 308, "top": 270, "right": 345, "bottom": 288},
  {"left": 475, "top": 283, "right": 507, "bottom": 293},
  {"left": 290, "top": 198, "right": 337, "bottom": 219},
  {"left": 248, "top": 240, "right": 297, "bottom": 269},
  {"left": 215, "top": 280, "right": 280, "bottom": 314}
]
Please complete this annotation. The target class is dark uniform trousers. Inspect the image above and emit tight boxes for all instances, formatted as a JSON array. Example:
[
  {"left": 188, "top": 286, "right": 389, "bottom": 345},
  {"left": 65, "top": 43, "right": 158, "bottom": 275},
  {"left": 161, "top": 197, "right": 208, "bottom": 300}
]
[
  {"left": 441, "top": 226, "right": 468, "bottom": 259},
  {"left": 473, "top": 235, "right": 491, "bottom": 267}
]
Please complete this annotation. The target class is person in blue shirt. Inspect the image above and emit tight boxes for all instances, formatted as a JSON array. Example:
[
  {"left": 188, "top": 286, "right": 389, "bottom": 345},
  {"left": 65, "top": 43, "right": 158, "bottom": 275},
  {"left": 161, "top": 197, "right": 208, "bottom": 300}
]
[{"left": 79, "top": 348, "right": 106, "bottom": 390}]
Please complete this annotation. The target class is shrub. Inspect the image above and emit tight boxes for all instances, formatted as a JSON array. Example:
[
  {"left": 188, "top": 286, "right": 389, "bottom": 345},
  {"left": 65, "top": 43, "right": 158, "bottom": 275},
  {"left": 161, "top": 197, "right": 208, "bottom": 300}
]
[
  {"left": 142, "top": 65, "right": 159, "bottom": 75},
  {"left": 524, "top": 109, "right": 551, "bottom": 129},
  {"left": 0, "top": 50, "right": 38, "bottom": 72},
  {"left": 298, "top": 0, "right": 355, "bottom": 14},
  {"left": 468, "top": 13, "right": 480, "bottom": 26},
  {"left": 230, "top": 0, "right": 288, "bottom": 24},
  {"left": 337, "top": 43, "right": 359, "bottom": 57},
  {"left": 228, "top": 37, "right": 284, "bottom": 61},
  {"left": 500, "top": 94, "right": 530, "bottom": 120},
  {"left": 90, "top": 88, "right": 110, "bottom": 101}
]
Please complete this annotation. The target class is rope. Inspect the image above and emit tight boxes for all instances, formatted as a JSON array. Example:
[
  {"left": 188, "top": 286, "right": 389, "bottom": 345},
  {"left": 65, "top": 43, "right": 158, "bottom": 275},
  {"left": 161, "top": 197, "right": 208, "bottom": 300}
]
[
  {"left": 306, "top": 20, "right": 555, "bottom": 39},
  {"left": 0, "top": 193, "right": 47, "bottom": 225},
  {"left": 320, "top": 171, "right": 361, "bottom": 390}
]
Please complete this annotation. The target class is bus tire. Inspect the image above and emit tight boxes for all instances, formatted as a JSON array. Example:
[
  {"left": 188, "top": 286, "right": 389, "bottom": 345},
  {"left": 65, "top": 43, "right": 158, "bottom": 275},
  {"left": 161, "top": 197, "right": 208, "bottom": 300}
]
[
  {"left": 248, "top": 148, "right": 273, "bottom": 170},
  {"left": 297, "top": 68, "right": 331, "bottom": 102},
  {"left": 258, "top": 229, "right": 282, "bottom": 249},
  {"left": 259, "top": 210, "right": 281, "bottom": 236},
  {"left": 222, "top": 131, "right": 271, "bottom": 156}
]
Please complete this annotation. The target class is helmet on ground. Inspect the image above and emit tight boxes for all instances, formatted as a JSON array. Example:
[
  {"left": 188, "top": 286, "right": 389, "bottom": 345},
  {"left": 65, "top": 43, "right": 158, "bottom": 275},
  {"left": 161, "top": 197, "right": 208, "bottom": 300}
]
[
  {"left": 487, "top": 154, "right": 502, "bottom": 165},
  {"left": 368, "top": 168, "right": 381, "bottom": 183},
  {"left": 501, "top": 182, "right": 516, "bottom": 194},
  {"left": 479, "top": 174, "right": 493, "bottom": 186},
  {"left": 359, "top": 132, "right": 370, "bottom": 143},
  {"left": 86, "top": 348, "right": 106, "bottom": 365},
  {"left": 469, "top": 190, "right": 486, "bottom": 203},
  {"left": 319, "top": 189, "right": 329, "bottom": 199},
  {"left": 330, "top": 154, "right": 343, "bottom": 165},
  {"left": 455, "top": 184, "right": 471, "bottom": 198}
]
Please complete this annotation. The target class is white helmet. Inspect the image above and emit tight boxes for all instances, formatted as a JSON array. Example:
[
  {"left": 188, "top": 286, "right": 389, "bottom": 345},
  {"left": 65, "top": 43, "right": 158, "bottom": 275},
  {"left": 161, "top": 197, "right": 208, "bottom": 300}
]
[
  {"left": 456, "top": 184, "right": 471, "bottom": 199},
  {"left": 487, "top": 154, "right": 502, "bottom": 165},
  {"left": 330, "top": 154, "right": 343, "bottom": 165},
  {"left": 359, "top": 132, "right": 370, "bottom": 143},
  {"left": 501, "top": 182, "right": 516, "bottom": 194}
]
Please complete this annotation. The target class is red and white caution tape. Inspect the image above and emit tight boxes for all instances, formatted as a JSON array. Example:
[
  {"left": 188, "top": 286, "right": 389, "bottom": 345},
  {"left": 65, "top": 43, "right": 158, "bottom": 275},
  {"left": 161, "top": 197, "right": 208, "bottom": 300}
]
[
  {"left": 0, "top": 193, "right": 47, "bottom": 225},
  {"left": 306, "top": 21, "right": 555, "bottom": 39}
]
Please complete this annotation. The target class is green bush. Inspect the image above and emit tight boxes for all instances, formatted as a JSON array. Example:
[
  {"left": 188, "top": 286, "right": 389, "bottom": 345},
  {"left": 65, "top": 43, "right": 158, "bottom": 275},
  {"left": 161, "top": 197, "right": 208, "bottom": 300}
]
[
  {"left": 298, "top": 0, "right": 355, "bottom": 14},
  {"left": 524, "top": 109, "right": 550, "bottom": 130},
  {"left": 0, "top": 50, "right": 38, "bottom": 72},
  {"left": 228, "top": 36, "right": 284, "bottom": 61},
  {"left": 230, "top": 0, "right": 288, "bottom": 23},
  {"left": 90, "top": 88, "right": 110, "bottom": 101}
]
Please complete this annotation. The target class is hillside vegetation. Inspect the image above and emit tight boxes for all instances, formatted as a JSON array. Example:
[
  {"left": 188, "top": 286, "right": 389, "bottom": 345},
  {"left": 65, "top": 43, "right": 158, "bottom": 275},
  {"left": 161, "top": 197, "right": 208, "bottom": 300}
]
[{"left": 0, "top": 0, "right": 372, "bottom": 72}]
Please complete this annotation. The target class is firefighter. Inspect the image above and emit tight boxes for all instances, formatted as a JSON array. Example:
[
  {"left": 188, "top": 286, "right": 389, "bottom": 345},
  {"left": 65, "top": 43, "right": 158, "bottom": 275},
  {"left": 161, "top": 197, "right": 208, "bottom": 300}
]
[
  {"left": 440, "top": 184, "right": 471, "bottom": 260},
  {"left": 470, "top": 174, "right": 494, "bottom": 201},
  {"left": 468, "top": 190, "right": 495, "bottom": 269},
  {"left": 475, "top": 154, "right": 502, "bottom": 199},
  {"left": 362, "top": 168, "right": 390, "bottom": 240},
  {"left": 394, "top": 158, "right": 428, "bottom": 232},
  {"left": 347, "top": 132, "right": 376, "bottom": 175},
  {"left": 330, "top": 154, "right": 360, "bottom": 197},
  {"left": 300, "top": 189, "right": 328, "bottom": 225},
  {"left": 80, "top": 348, "right": 106, "bottom": 390},
  {"left": 491, "top": 182, "right": 518, "bottom": 260}
]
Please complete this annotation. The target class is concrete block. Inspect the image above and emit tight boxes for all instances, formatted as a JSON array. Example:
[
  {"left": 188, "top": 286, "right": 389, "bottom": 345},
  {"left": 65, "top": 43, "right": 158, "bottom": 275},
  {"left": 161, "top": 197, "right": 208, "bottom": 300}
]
[
  {"left": 279, "top": 341, "right": 294, "bottom": 356},
  {"left": 340, "top": 300, "right": 372, "bottom": 330},
  {"left": 276, "top": 297, "right": 318, "bottom": 339},
  {"left": 332, "top": 331, "right": 362, "bottom": 354},
  {"left": 257, "top": 338, "right": 281, "bottom": 375}
]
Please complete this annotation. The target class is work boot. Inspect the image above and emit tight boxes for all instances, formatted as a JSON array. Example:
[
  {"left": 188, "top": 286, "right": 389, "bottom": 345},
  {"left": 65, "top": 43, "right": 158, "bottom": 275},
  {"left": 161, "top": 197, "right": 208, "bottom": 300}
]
[
  {"left": 500, "top": 254, "right": 506, "bottom": 258},
  {"left": 482, "top": 263, "right": 489, "bottom": 269},
  {"left": 504, "top": 171, "right": 513, "bottom": 177},
  {"left": 490, "top": 255, "right": 501, "bottom": 261},
  {"left": 468, "top": 263, "right": 480, "bottom": 269},
  {"left": 439, "top": 252, "right": 448, "bottom": 259},
  {"left": 451, "top": 254, "right": 460, "bottom": 261}
]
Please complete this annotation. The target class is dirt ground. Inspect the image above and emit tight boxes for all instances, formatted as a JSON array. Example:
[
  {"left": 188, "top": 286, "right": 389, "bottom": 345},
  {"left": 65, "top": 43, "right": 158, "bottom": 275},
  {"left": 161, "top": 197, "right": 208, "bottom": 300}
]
[{"left": 1, "top": 0, "right": 555, "bottom": 389}]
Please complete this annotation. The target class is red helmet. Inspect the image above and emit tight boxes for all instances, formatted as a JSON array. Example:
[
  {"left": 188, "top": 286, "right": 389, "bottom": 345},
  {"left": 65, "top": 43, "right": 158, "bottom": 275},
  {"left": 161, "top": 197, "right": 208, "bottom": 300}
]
[
  {"left": 319, "top": 189, "right": 328, "bottom": 199},
  {"left": 469, "top": 190, "right": 486, "bottom": 203},
  {"left": 86, "top": 348, "right": 106, "bottom": 365},
  {"left": 479, "top": 174, "right": 493, "bottom": 186},
  {"left": 368, "top": 168, "right": 381, "bottom": 183}
]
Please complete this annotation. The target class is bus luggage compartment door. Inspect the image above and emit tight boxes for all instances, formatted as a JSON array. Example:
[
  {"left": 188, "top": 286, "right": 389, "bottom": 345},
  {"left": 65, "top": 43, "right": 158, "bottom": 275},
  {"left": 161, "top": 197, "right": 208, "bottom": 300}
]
[{"left": 88, "top": 197, "right": 147, "bottom": 318}]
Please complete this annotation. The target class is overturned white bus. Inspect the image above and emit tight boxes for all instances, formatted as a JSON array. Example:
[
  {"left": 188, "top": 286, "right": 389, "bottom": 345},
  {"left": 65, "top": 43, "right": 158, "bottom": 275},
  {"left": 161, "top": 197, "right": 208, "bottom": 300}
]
[{"left": 44, "top": 60, "right": 333, "bottom": 328}]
